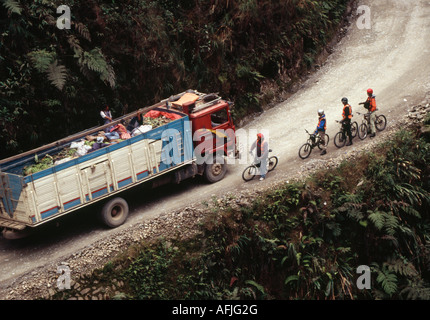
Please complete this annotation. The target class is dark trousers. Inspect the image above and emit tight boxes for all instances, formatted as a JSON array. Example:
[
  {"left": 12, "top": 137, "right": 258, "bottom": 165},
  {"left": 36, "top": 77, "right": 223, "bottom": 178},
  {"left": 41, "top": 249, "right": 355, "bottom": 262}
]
[{"left": 342, "top": 120, "right": 353, "bottom": 142}]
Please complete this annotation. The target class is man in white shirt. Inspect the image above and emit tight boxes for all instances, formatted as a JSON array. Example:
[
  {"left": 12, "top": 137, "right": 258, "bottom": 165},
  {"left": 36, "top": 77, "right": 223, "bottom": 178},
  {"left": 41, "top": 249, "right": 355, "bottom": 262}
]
[{"left": 100, "top": 105, "right": 112, "bottom": 132}]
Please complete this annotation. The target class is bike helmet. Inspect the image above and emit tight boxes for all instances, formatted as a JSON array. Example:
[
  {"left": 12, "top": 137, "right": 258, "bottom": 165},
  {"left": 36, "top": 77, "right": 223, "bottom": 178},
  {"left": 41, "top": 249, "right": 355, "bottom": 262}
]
[
  {"left": 318, "top": 109, "right": 324, "bottom": 116},
  {"left": 257, "top": 133, "right": 264, "bottom": 140},
  {"left": 367, "top": 88, "right": 373, "bottom": 94},
  {"left": 341, "top": 97, "right": 348, "bottom": 104}
]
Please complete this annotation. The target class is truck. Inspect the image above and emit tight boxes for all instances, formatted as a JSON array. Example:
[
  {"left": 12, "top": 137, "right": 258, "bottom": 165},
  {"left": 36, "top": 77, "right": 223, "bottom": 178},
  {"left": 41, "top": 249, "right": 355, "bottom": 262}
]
[{"left": 0, "top": 90, "right": 238, "bottom": 239}]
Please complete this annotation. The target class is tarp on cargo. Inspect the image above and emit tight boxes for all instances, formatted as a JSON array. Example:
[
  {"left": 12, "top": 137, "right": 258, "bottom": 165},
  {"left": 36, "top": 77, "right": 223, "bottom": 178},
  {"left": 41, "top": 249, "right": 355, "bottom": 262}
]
[
  {"left": 144, "top": 110, "right": 183, "bottom": 120},
  {"left": 172, "top": 92, "right": 200, "bottom": 107}
]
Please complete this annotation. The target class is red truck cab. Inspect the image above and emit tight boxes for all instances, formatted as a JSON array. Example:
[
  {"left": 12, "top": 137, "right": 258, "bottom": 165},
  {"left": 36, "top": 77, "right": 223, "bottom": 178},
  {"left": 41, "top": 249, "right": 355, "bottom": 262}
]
[{"left": 168, "top": 91, "right": 238, "bottom": 182}]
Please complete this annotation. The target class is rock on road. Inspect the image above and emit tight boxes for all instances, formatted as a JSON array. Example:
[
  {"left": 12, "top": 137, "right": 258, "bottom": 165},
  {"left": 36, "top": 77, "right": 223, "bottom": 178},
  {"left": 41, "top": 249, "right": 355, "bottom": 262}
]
[{"left": 1, "top": 0, "right": 430, "bottom": 298}]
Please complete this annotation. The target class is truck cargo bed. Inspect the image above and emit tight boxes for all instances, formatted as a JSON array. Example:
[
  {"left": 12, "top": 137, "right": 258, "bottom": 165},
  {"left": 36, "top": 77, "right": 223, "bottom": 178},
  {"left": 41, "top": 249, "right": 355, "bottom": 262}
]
[{"left": 0, "top": 107, "right": 193, "bottom": 229}]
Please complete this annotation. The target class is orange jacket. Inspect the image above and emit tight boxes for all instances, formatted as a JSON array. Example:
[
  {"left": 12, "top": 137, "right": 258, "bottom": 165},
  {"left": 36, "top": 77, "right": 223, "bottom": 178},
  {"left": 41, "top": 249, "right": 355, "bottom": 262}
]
[
  {"left": 251, "top": 138, "right": 268, "bottom": 158},
  {"left": 342, "top": 104, "right": 352, "bottom": 120},
  {"left": 366, "top": 95, "right": 377, "bottom": 112},
  {"left": 315, "top": 114, "right": 326, "bottom": 133}
]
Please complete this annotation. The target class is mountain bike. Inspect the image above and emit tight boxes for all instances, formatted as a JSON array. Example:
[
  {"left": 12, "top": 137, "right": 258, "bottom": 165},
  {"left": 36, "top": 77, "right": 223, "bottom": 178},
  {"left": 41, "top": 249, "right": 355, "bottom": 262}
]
[
  {"left": 351, "top": 118, "right": 359, "bottom": 138},
  {"left": 356, "top": 109, "right": 387, "bottom": 139},
  {"left": 242, "top": 149, "right": 278, "bottom": 181},
  {"left": 298, "top": 129, "right": 330, "bottom": 159},
  {"left": 334, "top": 120, "right": 356, "bottom": 148}
]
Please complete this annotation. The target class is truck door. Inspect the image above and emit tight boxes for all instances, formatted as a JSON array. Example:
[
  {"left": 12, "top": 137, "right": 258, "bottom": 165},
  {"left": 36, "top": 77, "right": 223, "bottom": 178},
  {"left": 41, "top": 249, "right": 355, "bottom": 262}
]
[{"left": 210, "top": 107, "right": 235, "bottom": 156}]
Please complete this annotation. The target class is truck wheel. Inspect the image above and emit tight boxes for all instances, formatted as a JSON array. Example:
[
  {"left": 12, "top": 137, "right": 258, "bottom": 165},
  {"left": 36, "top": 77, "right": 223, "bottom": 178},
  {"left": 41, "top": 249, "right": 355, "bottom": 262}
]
[
  {"left": 100, "top": 197, "right": 129, "bottom": 228},
  {"left": 204, "top": 158, "right": 227, "bottom": 183},
  {"left": 2, "top": 228, "right": 32, "bottom": 240}
]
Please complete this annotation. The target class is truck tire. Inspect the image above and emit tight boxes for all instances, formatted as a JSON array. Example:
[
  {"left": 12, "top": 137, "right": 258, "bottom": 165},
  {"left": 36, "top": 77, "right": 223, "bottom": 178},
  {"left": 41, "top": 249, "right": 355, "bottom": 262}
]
[
  {"left": 204, "top": 158, "right": 227, "bottom": 183},
  {"left": 100, "top": 197, "right": 129, "bottom": 228},
  {"left": 2, "top": 227, "right": 32, "bottom": 240}
]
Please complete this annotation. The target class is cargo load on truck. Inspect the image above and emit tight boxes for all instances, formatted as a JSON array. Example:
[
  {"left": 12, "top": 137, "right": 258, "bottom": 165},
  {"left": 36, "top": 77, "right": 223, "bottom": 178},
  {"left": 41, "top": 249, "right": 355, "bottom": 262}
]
[{"left": 21, "top": 111, "right": 177, "bottom": 176}]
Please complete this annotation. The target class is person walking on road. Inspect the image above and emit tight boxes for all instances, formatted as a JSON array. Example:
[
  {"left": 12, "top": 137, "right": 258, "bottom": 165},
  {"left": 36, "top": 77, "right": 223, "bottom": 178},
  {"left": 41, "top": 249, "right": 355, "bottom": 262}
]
[
  {"left": 250, "top": 133, "right": 269, "bottom": 181},
  {"left": 341, "top": 97, "right": 353, "bottom": 146},
  {"left": 314, "top": 109, "right": 327, "bottom": 155}
]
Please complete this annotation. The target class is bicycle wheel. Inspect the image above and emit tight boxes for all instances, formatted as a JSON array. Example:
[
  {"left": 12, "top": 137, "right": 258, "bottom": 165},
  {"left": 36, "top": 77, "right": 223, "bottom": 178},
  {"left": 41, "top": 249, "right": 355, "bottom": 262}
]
[
  {"left": 375, "top": 115, "right": 387, "bottom": 131},
  {"left": 242, "top": 165, "right": 258, "bottom": 181},
  {"left": 268, "top": 156, "right": 278, "bottom": 171},
  {"left": 298, "top": 143, "right": 312, "bottom": 159},
  {"left": 351, "top": 122, "right": 358, "bottom": 138},
  {"left": 334, "top": 131, "right": 346, "bottom": 148},
  {"left": 317, "top": 133, "right": 330, "bottom": 150},
  {"left": 358, "top": 123, "right": 368, "bottom": 140}
]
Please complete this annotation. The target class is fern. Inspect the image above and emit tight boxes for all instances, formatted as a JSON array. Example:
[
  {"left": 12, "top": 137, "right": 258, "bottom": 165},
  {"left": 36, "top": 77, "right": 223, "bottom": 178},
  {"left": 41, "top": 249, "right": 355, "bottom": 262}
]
[
  {"left": 3, "top": 0, "right": 22, "bottom": 15},
  {"left": 385, "top": 258, "right": 418, "bottom": 277},
  {"left": 74, "top": 22, "right": 92, "bottom": 42},
  {"left": 28, "top": 50, "right": 67, "bottom": 90},
  {"left": 28, "top": 50, "right": 56, "bottom": 73},
  {"left": 376, "top": 269, "right": 398, "bottom": 297},
  {"left": 384, "top": 214, "right": 399, "bottom": 236},
  {"left": 101, "top": 63, "right": 116, "bottom": 89},
  {"left": 380, "top": 235, "right": 399, "bottom": 248},
  {"left": 79, "top": 64, "right": 93, "bottom": 81},
  {"left": 334, "top": 193, "right": 364, "bottom": 220},
  {"left": 401, "top": 205, "right": 421, "bottom": 218},
  {"left": 46, "top": 60, "right": 67, "bottom": 90},
  {"left": 80, "top": 49, "right": 105, "bottom": 73},
  {"left": 368, "top": 210, "right": 399, "bottom": 235},
  {"left": 368, "top": 211, "right": 385, "bottom": 230},
  {"left": 394, "top": 183, "right": 429, "bottom": 207},
  {"left": 400, "top": 281, "right": 430, "bottom": 300},
  {"left": 78, "top": 48, "right": 116, "bottom": 88},
  {"left": 390, "top": 200, "right": 421, "bottom": 218},
  {"left": 67, "top": 35, "right": 83, "bottom": 56}
]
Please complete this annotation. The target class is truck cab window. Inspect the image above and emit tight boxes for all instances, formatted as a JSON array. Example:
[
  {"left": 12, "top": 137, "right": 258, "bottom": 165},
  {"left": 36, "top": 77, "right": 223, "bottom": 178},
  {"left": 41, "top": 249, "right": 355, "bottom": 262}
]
[{"left": 211, "top": 108, "right": 228, "bottom": 127}]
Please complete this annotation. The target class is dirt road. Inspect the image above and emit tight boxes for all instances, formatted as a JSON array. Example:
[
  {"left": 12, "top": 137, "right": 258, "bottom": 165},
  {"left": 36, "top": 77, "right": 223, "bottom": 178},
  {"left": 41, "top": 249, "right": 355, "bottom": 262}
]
[{"left": 1, "top": 0, "right": 430, "bottom": 298}]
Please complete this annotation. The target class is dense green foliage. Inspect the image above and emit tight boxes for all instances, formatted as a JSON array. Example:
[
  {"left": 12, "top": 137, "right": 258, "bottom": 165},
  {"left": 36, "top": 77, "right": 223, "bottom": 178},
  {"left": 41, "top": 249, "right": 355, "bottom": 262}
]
[
  {"left": 98, "top": 125, "right": 429, "bottom": 300},
  {"left": 1, "top": 0, "right": 349, "bottom": 158}
]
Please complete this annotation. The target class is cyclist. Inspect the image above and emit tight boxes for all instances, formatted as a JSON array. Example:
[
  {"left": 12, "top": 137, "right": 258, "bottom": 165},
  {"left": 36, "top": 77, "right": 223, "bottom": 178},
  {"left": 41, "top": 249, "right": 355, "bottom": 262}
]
[
  {"left": 250, "top": 133, "right": 269, "bottom": 181},
  {"left": 341, "top": 97, "right": 353, "bottom": 146},
  {"left": 360, "top": 88, "right": 377, "bottom": 138},
  {"left": 314, "top": 109, "right": 327, "bottom": 155}
]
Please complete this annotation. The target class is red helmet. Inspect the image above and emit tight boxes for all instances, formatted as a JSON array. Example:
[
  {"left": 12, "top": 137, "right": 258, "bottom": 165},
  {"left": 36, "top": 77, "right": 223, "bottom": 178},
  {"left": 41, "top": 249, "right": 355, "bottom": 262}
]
[
  {"left": 257, "top": 133, "right": 264, "bottom": 140},
  {"left": 367, "top": 88, "right": 373, "bottom": 94}
]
